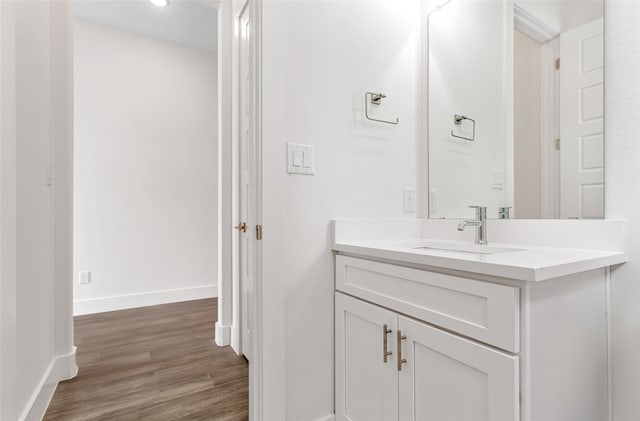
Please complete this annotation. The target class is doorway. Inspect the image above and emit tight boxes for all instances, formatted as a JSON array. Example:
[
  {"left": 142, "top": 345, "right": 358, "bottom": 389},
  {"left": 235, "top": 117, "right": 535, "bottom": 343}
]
[
  {"left": 71, "top": 1, "right": 220, "bottom": 315},
  {"left": 513, "top": 4, "right": 604, "bottom": 219},
  {"left": 44, "top": 1, "right": 252, "bottom": 419}
]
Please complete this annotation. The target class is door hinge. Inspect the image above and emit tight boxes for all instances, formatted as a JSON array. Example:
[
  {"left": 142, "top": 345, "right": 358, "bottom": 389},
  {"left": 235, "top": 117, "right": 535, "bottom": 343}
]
[
  {"left": 555, "top": 138, "right": 560, "bottom": 150},
  {"left": 256, "top": 224, "right": 262, "bottom": 240},
  {"left": 555, "top": 58, "right": 560, "bottom": 70}
]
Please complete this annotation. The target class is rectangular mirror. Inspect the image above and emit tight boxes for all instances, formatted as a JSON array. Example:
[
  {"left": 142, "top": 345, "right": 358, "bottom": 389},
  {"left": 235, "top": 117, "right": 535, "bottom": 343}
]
[{"left": 426, "top": 0, "right": 604, "bottom": 220}]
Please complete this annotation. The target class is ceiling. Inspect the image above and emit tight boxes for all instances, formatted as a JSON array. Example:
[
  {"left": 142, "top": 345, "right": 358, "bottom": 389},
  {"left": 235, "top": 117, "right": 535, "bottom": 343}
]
[
  {"left": 515, "top": 0, "right": 603, "bottom": 34},
  {"left": 72, "top": 0, "right": 218, "bottom": 53}
]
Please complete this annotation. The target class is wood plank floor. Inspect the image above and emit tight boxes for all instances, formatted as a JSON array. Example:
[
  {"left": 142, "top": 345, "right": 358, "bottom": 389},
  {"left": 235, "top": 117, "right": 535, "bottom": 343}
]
[{"left": 44, "top": 298, "right": 248, "bottom": 421}]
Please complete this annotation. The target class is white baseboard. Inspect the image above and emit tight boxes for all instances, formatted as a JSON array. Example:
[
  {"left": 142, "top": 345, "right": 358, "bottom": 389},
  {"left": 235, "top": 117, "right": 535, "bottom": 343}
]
[
  {"left": 214, "top": 321, "right": 231, "bottom": 346},
  {"left": 22, "top": 347, "right": 78, "bottom": 421},
  {"left": 74, "top": 284, "right": 217, "bottom": 316},
  {"left": 314, "top": 415, "right": 336, "bottom": 421}
]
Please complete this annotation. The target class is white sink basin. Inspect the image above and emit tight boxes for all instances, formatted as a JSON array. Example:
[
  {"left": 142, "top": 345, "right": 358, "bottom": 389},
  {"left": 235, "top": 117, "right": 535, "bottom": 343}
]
[{"left": 409, "top": 241, "right": 523, "bottom": 255}]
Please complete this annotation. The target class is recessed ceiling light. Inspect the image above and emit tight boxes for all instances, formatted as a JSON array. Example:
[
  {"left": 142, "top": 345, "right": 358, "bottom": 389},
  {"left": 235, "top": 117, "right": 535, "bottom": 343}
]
[{"left": 149, "top": 0, "right": 169, "bottom": 7}]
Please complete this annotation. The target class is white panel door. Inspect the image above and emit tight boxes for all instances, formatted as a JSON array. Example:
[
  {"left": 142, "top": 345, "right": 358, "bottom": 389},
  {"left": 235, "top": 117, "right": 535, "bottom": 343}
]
[
  {"left": 398, "top": 316, "right": 519, "bottom": 421},
  {"left": 238, "top": 3, "right": 254, "bottom": 360},
  {"left": 335, "top": 293, "right": 399, "bottom": 421},
  {"left": 560, "top": 18, "right": 604, "bottom": 219}
]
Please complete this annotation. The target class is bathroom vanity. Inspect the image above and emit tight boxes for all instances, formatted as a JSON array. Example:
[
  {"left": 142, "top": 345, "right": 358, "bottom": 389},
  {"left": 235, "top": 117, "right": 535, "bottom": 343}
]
[
  {"left": 336, "top": 0, "right": 614, "bottom": 417},
  {"left": 333, "top": 219, "right": 626, "bottom": 421}
]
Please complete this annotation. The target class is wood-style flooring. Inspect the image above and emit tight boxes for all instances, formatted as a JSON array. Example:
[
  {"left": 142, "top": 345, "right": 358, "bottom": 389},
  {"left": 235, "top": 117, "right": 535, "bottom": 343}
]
[{"left": 44, "top": 298, "right": 248, "bottom": 421}]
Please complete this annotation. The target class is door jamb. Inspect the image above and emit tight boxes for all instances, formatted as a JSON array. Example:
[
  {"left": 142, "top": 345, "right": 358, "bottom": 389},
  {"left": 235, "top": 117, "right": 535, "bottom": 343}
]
[
  {"left": 220, "top": 0, "right": 264, "bottom": 419},
  {"left": 60, "top": 0, "right": 265, "bottom": 419}
]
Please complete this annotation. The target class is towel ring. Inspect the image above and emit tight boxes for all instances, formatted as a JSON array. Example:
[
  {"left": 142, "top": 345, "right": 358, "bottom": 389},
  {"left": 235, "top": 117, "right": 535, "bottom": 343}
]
[
  {"left": 451, "top": 114, "right": 475, "bottom": 141},
  {"left": 364, "top": 92, "right": 399, "bottom": 125}
]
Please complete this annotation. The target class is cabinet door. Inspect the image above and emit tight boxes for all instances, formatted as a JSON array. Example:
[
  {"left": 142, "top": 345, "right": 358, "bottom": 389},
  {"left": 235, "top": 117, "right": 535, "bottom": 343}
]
[
  {"left": 336, "top": 293, "right": 398, "bottom": 421},
  {"left": 398, "top": 316, "right": 519, "bottom": 421}
]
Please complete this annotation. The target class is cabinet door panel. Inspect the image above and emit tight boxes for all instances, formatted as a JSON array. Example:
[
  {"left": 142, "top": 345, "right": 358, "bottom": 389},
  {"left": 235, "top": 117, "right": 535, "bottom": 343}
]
[
  {"left": 336, "top": 293, "right": 398, "bottom": 421},
  {"left": 398, "top": 316, "right": 519, "bottom": 421}
]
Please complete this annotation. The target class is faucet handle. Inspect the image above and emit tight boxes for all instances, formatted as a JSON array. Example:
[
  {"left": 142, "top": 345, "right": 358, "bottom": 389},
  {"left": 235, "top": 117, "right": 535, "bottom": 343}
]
[{"left": 498, "top": 206, "right": 512, "bottom": 219}]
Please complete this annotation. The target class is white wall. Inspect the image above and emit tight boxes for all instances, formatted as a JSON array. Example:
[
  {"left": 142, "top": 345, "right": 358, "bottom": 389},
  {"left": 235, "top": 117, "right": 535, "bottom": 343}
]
[
  {"left": 605, "top": 1, "right": 640, "bottom": 420},
  {"left": 73, "top": 21, "right": 218, "bottom": 315},
  {"left": 513, "top": 30, "right": 542, "bottom": 219},
  {"left": 261, "top": 1, "right": 420, "bottom": 419},
  {"left": 427, "top": 0, "right": 511, "bottom": 219},
  {"left": 1, "top": 2, "right": 76, "bottom": 420}
]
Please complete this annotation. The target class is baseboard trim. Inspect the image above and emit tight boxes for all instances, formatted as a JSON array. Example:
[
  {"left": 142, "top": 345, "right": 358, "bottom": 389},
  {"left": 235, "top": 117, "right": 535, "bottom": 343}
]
[
  {"left": 21, "top": 347, "right": 78, "bottom": 421},
  {"left": 314, "top": 415, "right": 336, "bottom": 421},
  {"left": 214, "top": 321, "right": 231, "bottom": 346},
  {"left": 74, "top": 284, "right": 217, "bottom": 315}
]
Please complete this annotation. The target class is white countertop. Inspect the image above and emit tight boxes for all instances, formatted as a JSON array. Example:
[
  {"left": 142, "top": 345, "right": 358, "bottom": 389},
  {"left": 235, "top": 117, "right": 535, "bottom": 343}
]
[{"left": 333, "top": 238, "right": 626, "bottom": 282}]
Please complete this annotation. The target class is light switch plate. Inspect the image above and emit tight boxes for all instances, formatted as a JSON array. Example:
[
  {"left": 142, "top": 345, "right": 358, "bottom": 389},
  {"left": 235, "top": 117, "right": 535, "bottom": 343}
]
[
  {"left": 287, "top": 143, "right": 315, "bottom": 175},
  {"left": 79, "top": 271, "right": 91, "bottom": 285},
  {"left": 491, "top": 169, "right": 504, "bottom": 190}
]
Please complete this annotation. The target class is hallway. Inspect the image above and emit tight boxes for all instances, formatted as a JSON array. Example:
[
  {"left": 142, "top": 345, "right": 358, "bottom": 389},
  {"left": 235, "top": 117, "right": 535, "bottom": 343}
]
[{"left": 44, "top": 299, "right": 248, "bottom": 420}]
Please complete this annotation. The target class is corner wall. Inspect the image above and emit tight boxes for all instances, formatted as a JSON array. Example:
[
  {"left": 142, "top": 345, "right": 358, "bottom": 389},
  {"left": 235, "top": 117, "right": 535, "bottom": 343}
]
[
  {"left": 1, "top": 2, "right": 76, "bottom": 419},
  {"left": 261, "top": 1, "right": 420, "bottom": 419},
  {"left": 73, "top": 21, "right": 219, "bottom": 315},
  {"left": 605, "top": 1, "right": 640, "bottom": 420}
]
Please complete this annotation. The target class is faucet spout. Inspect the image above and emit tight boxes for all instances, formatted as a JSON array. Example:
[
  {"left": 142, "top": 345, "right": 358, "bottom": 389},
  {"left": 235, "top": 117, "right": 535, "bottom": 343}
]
[{"left": 457, "top": 220, "right": 479, "bottom": 231}]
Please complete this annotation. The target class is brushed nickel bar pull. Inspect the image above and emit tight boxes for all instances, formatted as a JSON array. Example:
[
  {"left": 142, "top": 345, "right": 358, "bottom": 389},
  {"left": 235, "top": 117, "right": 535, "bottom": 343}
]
[
  {"left": 383, "top": 324, "right": 392, "bottom": 363},
  {"left": 397, "top": 330, "right": 407, "bottom": 371}
]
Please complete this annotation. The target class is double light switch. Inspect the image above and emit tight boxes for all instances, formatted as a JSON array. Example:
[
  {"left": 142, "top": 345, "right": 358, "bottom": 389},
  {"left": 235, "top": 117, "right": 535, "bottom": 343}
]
[{"left": 287, "top": 143, "right": 315, "bottom": 175}]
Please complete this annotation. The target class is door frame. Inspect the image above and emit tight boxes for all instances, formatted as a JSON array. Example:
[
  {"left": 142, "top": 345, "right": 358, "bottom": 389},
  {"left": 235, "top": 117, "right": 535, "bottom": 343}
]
[
  {"left": 56, "top": 0, "right": 264, "bottom": 420},
  {"left": 232, "top": 0, "right": 260, "bottom": 362},
  {"left": 217, "top": 0, "right": 265, "bottom": 419}
]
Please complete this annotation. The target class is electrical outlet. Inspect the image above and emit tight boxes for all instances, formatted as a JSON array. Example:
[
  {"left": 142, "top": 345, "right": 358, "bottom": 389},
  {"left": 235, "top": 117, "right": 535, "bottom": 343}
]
[
  {"left": 79, "top": 271, "right": 91, "bottom": 285},
  {"left": 429, "top": 189, "right": 438, "bottom": 215},
  {"left": 403, "top": 188, "right": 416, "bottom": 213}
]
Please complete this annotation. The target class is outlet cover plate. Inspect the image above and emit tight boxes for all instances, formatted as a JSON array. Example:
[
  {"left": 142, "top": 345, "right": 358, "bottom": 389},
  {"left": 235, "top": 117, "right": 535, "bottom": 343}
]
[{"left": 403, "top": 188, "right": 416, "bottom": 213}]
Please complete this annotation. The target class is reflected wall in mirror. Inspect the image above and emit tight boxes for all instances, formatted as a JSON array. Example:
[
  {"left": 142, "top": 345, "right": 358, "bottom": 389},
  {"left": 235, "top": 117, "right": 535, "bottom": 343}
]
[{"left": 426, "top": 0, "right": 604, "bottom": 220}]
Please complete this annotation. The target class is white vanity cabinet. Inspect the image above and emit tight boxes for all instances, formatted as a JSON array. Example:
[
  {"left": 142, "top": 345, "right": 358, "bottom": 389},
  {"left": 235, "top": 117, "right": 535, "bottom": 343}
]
[
  {"left": 336, "top": 293, "right": 519, "bottom": 421},
  {"left": 334, "top": 254, "right": 610, "bottom": 421}
]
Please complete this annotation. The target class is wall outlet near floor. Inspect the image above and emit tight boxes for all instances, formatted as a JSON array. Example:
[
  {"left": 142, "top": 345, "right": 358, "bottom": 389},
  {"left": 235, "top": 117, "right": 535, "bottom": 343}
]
[
  {"left": 403, "top": 188, "right": 416, "bottom": 213},
  {"left": 79, "top": 271, "right": 91, "bottom": 285}
]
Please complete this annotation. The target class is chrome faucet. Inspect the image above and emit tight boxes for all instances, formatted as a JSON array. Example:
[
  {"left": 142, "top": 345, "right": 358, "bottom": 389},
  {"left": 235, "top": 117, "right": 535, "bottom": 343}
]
[{"left": 457, "top": 206, "right": 487, "bottom": 245}]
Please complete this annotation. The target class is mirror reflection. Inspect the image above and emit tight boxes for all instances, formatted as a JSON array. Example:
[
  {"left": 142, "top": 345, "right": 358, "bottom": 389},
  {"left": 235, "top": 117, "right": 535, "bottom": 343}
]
[{"left": 427, "top": 0, "right": 604, "bottom": 220}]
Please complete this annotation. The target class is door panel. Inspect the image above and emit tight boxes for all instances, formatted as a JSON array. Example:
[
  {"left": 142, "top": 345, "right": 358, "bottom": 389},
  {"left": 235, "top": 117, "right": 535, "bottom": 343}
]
[
  {"left": 398, "top": 316, "right": 519, "bottom": 421},
  {"left": 238, "top": 3, "right": 253, "bottom": 360},
  {"left": 560, "top": 18, "right": 604, "bottom": 219},
  {"left": 335, "top": 293, "right": 399, "bottom": 421}
]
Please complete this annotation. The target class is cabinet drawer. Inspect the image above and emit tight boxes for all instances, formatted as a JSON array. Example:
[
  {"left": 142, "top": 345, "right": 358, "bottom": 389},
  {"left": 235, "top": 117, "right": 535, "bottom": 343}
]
[{"left": 336, "top": 255, "right": 520, "bottom": 353}]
